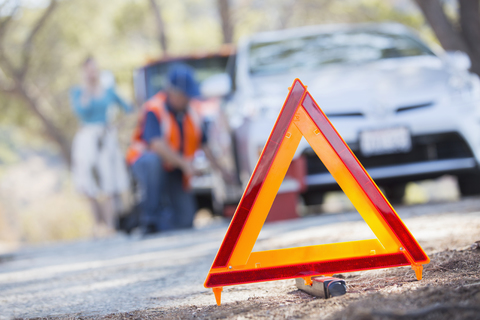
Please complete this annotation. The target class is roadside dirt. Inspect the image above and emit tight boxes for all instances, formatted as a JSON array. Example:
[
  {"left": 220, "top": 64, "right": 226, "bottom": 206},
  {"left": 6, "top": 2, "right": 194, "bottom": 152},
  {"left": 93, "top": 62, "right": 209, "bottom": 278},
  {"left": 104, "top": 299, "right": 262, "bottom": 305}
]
[
  {"left": 5, "top": 199, "right": 480, "bottom": 320},
  {"left": 28, "top": 244, "right": 480, "bottom": 320}
]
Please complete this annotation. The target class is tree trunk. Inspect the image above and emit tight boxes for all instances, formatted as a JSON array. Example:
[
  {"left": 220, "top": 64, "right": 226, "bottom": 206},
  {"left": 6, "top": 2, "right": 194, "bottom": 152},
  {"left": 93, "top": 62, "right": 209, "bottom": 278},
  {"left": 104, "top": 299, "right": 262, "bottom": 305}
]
[
  {"left": 217, "top": 0, "right": 233, "bottom": 44},
  {"left": 414, "top": 0, "right": 469, "bottom": 52},
  {"left": 415, "top": 0, "right": 480, "bottom": 77},
  {"left": 459, "top": 0, "right": 480, "bottom": 76},
  {"left": 149, "top": 0, "right": 168, "bottom": 56}
]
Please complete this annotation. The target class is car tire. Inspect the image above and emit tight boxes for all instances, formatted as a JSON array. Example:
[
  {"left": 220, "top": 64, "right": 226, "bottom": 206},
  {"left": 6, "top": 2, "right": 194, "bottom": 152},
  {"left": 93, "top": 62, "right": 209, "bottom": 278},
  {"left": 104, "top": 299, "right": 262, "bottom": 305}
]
[
  {"left": 302, "top": 190, "right": 324, "bottom": 207},
  {"left": 458, "top": 172, "right": 480, "bottom": 196},
  {"left": 382, "top": 183, "right": 406, "bottom": 204},
  {"left": 195, "top": 193, "right": 214, "bottom": 214}
]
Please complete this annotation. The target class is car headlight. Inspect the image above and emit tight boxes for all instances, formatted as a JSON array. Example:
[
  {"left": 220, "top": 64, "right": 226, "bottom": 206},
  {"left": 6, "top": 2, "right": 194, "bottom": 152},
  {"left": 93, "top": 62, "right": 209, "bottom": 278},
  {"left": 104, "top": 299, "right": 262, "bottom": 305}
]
[
  {"left": 448, "top": 72, "right": 480, "bottom": 113},
  {"left": 449, "top": 73, "right": 474, "bottom": 98}
]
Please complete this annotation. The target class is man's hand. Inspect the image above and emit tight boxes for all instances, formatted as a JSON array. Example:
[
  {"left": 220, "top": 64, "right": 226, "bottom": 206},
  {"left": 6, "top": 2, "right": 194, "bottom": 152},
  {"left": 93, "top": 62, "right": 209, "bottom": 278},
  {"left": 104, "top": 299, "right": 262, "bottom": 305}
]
[
  {"left": 150, "top": 138, "right": 187, "bottom": 170},
  {"left": 179, "top": 159, "right": 196, "bottom": 177},
  {"left": 202, "top": 145, "right": 238, "bottom": 185}
]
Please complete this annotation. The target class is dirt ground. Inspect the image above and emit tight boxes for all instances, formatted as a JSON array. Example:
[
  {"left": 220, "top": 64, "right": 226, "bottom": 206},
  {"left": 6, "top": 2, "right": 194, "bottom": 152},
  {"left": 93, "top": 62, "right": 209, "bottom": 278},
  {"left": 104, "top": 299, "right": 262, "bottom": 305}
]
[
  {"left": 3, "top": 198, "right": 480, "bottom": 320},
  {"left": 31, "top": 245, "right": 479, "bottom": 320}
]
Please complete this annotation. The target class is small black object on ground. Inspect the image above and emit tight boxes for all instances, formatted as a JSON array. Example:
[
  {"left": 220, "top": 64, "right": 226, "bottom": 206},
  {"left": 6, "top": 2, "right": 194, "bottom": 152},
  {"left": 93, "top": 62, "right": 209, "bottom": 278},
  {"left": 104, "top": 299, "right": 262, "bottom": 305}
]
[{"left": 295, "top": 276, "right": 347, "bottom": 298}]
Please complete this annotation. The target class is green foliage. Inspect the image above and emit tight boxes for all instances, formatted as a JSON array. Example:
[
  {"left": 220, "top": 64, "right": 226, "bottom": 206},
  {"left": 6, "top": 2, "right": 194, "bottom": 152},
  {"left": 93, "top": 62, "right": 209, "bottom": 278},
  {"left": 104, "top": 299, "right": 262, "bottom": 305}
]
[{"left": 233, "top": 0, "right": 430, "bottom": 42}]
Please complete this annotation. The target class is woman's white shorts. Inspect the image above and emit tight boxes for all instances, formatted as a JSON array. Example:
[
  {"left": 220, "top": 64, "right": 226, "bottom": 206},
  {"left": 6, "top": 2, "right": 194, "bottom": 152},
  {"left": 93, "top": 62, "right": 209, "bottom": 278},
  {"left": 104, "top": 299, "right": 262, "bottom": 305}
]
[{"left": 72, "top": 124, "right": 130, "bottom": 197}]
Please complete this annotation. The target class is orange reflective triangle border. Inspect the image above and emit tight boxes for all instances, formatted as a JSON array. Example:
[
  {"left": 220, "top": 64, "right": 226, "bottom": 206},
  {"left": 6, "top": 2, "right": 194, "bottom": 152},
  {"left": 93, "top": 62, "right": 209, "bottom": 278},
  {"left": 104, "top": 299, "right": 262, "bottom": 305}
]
[{"left": 204, "top": 79, "right": 429, "bottom": 305}]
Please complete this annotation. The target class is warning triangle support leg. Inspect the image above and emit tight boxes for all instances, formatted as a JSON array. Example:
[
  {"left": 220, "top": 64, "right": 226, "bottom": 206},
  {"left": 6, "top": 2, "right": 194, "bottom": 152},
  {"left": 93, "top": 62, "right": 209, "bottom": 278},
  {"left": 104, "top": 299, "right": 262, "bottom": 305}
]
[
  {"left": 412, "top": 264, "right": 423, "bottom": 280},
  {"left": 213, "top": 287, "right": 223, "bottom": 306}
]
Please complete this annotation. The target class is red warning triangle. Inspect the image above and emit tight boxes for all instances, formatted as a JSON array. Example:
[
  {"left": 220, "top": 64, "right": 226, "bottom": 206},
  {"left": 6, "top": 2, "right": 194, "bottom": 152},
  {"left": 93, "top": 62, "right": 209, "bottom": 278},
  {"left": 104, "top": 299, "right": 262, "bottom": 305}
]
[{"left": 205, "top": 79, "right": 429, "bottom": 305}]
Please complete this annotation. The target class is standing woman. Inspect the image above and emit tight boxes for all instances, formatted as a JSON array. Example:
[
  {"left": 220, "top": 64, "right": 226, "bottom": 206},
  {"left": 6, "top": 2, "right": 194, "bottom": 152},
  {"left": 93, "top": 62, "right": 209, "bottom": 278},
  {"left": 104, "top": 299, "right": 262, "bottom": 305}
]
[{"left": 70, "top": 57, "right": 132, "bottom": 236}]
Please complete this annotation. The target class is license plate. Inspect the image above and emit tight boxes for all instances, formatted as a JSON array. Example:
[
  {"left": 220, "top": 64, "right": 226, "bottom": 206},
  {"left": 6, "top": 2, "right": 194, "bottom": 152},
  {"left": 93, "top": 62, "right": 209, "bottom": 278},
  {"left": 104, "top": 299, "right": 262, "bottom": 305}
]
[{"left": 360, "top": 127, "right": 411, "bottom": 156}]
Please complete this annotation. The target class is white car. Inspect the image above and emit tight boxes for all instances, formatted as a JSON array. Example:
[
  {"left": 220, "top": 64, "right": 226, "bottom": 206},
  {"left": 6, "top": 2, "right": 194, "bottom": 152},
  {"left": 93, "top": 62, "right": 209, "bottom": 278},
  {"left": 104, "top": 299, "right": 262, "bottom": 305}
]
[{"left": 222, "top": 23, "right": 480, "bottom": 207}]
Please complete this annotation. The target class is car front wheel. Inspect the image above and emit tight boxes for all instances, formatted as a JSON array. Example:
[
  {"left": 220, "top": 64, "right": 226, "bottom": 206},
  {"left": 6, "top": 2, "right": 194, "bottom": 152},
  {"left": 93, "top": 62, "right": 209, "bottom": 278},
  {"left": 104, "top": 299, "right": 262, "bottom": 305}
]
[
  {"left": 382, "top": 183, "right": 406, "bottom": 204},
  {"left": 458, "top": 172, "right": 480, "bottom": 196}
]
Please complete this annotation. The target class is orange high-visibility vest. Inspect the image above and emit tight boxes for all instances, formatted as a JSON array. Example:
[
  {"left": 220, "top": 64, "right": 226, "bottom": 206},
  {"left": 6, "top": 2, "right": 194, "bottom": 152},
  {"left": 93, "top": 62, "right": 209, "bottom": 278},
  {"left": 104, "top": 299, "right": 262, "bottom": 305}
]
[{"left": 126, "top": 92, "right": 203, "bottom": 178}]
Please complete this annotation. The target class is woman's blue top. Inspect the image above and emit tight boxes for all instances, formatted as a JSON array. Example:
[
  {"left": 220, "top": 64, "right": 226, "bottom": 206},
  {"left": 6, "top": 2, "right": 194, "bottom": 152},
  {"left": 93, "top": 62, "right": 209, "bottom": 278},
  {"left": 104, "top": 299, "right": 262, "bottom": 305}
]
[{"left": 70, "top": 86, "right": 132, "bottom": 124}]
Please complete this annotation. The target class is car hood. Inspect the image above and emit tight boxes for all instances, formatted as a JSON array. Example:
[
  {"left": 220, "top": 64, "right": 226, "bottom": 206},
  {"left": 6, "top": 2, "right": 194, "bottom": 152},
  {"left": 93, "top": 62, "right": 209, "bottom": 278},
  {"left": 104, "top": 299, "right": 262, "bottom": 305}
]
[{"left": 248, "top": 56, "right": 450, "bottom": 117}]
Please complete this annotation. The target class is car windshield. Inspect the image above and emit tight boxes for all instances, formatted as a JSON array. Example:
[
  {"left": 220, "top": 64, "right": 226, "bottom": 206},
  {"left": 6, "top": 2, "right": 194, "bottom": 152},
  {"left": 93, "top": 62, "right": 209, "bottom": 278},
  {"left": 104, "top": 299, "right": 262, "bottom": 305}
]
[{"left": 249, "top": 30, "right": 435, "bottom": 75}]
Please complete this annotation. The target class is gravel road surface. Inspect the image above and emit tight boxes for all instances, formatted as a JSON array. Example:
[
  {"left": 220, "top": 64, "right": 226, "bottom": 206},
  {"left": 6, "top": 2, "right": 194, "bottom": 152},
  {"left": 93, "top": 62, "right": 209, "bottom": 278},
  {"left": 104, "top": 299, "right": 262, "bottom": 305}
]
[{"left": 1, "top": 198, "right": 480, "bottom": 319}]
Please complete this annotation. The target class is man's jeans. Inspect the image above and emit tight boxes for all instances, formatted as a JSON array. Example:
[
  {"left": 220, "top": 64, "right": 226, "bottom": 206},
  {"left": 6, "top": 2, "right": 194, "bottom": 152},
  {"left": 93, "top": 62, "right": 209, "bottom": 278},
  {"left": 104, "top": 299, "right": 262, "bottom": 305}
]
[{"left": 131, "top": 152, "right": 196, "bottom": 231}]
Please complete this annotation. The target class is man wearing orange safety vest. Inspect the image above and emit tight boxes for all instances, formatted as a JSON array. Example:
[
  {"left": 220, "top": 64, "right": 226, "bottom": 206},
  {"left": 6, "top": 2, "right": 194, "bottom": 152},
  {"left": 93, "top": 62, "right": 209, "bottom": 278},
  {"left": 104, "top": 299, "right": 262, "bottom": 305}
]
[{"left": 127, "top": 64, "right": 228, "bottom": 235}]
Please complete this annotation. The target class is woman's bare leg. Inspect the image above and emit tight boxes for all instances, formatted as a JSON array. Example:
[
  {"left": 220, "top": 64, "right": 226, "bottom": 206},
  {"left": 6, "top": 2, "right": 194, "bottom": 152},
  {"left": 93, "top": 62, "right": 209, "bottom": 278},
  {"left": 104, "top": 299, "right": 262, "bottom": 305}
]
[
  {"left": 101, "top": 196, "right": 117, "bottom": 231},
  {"left": 87, "top": 196, "right": 104, "bottom": 237},
  {"left": 113, "top": 193, "right": 123, "bottom": 216},
  {"left": 87, "top": 196, "right": 102, "bottom": 224}
]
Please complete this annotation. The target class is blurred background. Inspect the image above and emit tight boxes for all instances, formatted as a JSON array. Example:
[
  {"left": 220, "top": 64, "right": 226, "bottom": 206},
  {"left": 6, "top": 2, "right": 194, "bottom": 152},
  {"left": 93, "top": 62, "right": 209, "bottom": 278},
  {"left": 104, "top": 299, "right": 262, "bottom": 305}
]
[{"left": 0, "top": 0, "right": 479, "bottom": 250}]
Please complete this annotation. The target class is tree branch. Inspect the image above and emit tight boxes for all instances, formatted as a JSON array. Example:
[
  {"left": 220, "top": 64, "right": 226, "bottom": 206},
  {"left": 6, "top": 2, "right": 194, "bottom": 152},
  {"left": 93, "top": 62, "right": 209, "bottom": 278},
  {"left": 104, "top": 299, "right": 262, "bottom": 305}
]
[
  {"left": 0, "top": 0, "right": 18, "bottom": 73},
  {"left": 18, "top": 83, "right": 71, "bottom": 163},
  {"left": 0, "top": 66, "right": 15, "bottom": 93},
  {"left": 0, "top": 1, "right": 18, "bottom": 40},
  {"left": 19, "top": 0, "right": 57, "bottom": 80},
  {"left": 217, "top": 0, "right": 233, "bottom": 44},
  {"left": 0, "top": 84, "right": 17, "bottom": 95},
  {"left": 148, "top": 0, "right": 168, "bottom": 56},
  {"left": 0, "top": 48, "right": 17, "bottom": 80}
]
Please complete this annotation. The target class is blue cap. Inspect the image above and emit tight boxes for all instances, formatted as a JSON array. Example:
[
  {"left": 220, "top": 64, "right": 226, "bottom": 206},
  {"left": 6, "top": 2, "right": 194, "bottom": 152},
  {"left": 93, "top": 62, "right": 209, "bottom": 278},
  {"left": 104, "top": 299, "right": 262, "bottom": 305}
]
[{"left": 167, "top": 63, "right": 200, "bottom": 98}]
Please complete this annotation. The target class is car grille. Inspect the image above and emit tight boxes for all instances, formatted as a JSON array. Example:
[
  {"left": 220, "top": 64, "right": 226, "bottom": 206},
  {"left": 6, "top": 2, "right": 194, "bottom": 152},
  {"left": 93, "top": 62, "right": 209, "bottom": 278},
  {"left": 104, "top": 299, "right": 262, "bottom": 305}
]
[
  {"left": 305, "top": 132, "right": 474, "bottom": 175},
  {"left": 325, "top": 112, "right": 363, "bottom": 118},
  {"left": 395, "top": 102, "right": 434, "bottom": 113}
]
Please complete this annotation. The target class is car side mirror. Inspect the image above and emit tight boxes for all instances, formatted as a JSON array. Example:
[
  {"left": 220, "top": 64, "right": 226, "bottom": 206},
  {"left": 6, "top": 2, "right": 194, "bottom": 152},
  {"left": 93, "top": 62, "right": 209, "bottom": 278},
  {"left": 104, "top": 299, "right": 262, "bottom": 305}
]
[
  {"left": 200, "top": 73, "right": 232, "bottom": 98},
  {"left": 446, "top": 51, "right": 471, "bottom": 71}
]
